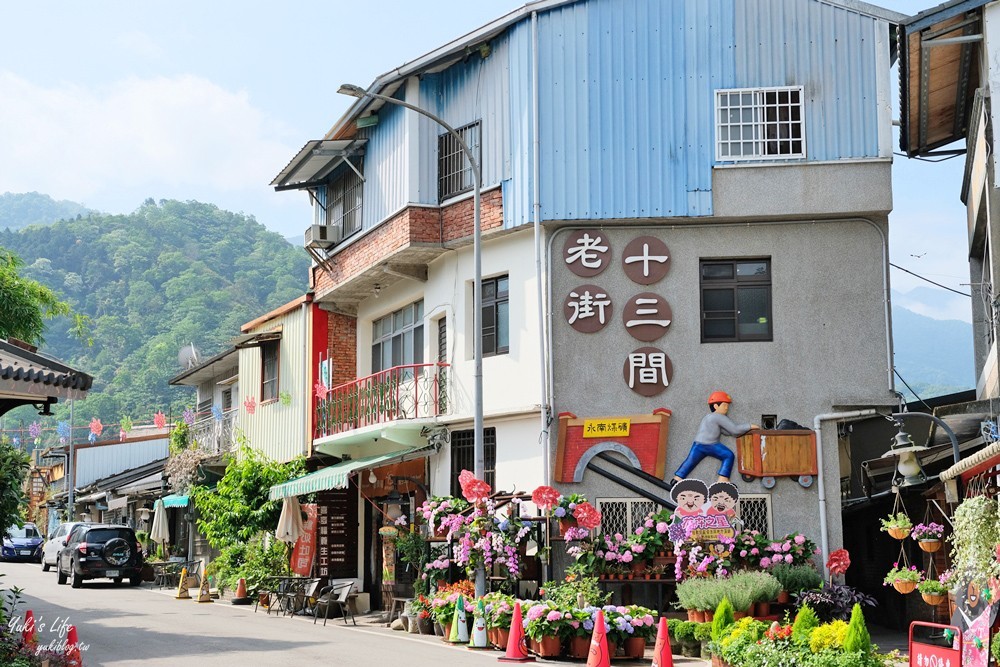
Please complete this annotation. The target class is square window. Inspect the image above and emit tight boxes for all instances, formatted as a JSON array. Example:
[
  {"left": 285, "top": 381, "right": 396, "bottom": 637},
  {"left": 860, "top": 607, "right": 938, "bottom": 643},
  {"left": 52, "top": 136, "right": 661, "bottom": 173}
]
[
  {"left": 700, "top": 258, "right": 772, "bottom": 343},
  {"left": 716, "top": 87, "right": 804, "bottom": 162}
]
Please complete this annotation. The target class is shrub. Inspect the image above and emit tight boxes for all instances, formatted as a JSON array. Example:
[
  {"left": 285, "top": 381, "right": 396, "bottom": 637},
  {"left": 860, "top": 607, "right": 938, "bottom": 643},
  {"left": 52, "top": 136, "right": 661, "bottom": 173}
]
[
  {"left": 694, "top": 622, "right": 714, "bottom": 642},
  {"left": 842, "top": 604, "right": 871, "bottom": 654},
  {"left": 544, "top": 575, "right": 611, "bottom": 608},
  {"left": 676, "top": 577, "right": 724, "bottom": 611},
  {"left": 794, "top": 583, "right": 877, "bottom": 622},
  {"left": 792, "top": 605, "right": 820, "bottom": 644},
  {"left": 809, "top": 620, "right": 848, "bottom": 653},
  {"left": 712, "top": 597, "right": 736, "bottom": 642},
  {"left": 675, "top": 621, "right": 697, "bottom": 642},
  {"left": 770, "top": 563, "right": 823, "bottom": 592}
]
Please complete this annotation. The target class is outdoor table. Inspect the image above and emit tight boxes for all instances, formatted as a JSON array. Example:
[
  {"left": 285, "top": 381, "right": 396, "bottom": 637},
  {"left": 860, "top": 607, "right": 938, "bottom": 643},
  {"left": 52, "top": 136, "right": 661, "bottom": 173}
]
[{"left": 259, "top": 575, "right": 312, "bottom": 617}]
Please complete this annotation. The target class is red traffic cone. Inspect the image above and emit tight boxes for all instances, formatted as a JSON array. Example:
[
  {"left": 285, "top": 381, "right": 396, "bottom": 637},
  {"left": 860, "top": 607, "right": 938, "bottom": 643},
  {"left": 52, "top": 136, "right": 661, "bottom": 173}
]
[
  {"left": 65, "top": 625, "right": 82, "bottom": 667},
  {"left": 651, "top": 617, "right": 674, "bottom": 667},
  {"left": 497, "top": 601, "right": 535, "bottom": 663},
  {"left": 586, "top": 610, "right": 611, "bottom": 667},
  {"left": 22, "top": 609, "right": 36, "bottom": 646}
]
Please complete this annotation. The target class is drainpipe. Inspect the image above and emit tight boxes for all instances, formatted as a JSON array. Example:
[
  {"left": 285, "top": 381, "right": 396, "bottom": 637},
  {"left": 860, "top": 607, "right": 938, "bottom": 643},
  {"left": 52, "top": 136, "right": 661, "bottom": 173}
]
[
  {"left": 813, "top": 409, "right": 876, "bottom": 577},
  {"left": 531, "top": 10, "right": 550, "bottom": 486}
]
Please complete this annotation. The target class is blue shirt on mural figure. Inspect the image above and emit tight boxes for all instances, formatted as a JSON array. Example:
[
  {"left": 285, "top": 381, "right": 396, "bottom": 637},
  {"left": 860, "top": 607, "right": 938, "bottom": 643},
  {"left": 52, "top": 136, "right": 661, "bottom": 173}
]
[{"left": 671, "top": 391, "right": 758, "bottom": 485}]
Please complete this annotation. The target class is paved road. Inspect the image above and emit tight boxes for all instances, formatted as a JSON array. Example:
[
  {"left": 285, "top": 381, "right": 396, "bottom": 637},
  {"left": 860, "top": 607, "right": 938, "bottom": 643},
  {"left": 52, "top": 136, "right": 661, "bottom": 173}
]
[{"left": 1, "top": 561, "right": 707, "bottom": 666}]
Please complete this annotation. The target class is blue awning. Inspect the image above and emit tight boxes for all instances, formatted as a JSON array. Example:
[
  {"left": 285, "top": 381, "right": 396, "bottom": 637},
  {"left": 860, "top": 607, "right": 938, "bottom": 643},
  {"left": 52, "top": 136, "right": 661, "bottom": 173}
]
[{"left": 161, "top": 494, "right": 190, "bottom": 508}]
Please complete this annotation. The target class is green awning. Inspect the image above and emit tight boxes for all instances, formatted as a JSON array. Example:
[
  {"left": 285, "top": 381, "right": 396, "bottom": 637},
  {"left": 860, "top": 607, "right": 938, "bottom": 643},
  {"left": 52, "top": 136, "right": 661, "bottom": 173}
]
[
  {"left": 269, "top": 447, "right": 422, "bottom": 501},
  {"left": 161, "top": 494, "right": 190, "bottom": 508}
]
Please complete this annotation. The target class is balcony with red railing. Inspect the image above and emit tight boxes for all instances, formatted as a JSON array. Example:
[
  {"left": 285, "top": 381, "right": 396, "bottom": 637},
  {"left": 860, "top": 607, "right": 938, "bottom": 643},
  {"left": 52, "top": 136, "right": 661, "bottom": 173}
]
[{"left": 314, "top": 363, "right": 450, "bottom": 438}]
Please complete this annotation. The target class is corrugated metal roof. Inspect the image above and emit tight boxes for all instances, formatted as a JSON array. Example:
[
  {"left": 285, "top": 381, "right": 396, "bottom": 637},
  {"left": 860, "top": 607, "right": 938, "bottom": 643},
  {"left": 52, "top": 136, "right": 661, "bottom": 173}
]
[
  {"left": 269, "top": 448, "right": 419, "bottom": 500},
  {"left": 270, "top": 139, "right": 367, "bottom": 189}
]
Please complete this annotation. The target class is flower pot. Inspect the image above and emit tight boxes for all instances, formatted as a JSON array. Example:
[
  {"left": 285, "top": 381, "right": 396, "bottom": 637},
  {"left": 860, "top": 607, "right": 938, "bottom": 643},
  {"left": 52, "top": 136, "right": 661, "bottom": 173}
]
[
  {"left": 529, "top": 638, "right": 540, "bottom": 654},
  {"left": 434, "top": 622, "right": 444, "bottom": 636},
  {"left": 733, "top": 611, "right": 747, "bottom": 620},
  {"left": 893, "top": 580, "right": 918, "bottom": 594},
  {"left": 418, "top": 617, "right": 435, "bottom": 635},
  {"left": 559, "top": 516, "right": 579, "bottom": 536},
  {"left": 630, "top": 560, "right": 646, "bottom": 575},
  {"left": 624, "top": 636, "right": 646, "bottom": 659},
  {"left": 887, "top": 526, "right": 909, "bottom": 540},
  {"left": 399, "top": 613, "right": 410, "bottom": 632},
  {"left": 705, "top": 611, "right": 714, "bottom": 622},
  {"left": 536, "top": 635, "right": 562, "bottom": 657},
  {"left": 777, "top": 590, "right": 790, "bottom": 604},
  {"left": 918, "top": 539, "right": 942, "bottom": 553},
  {"left": 569, "top": 636, "right": 591, "bottom": 658},
  {"left": 922, "top": 593, "right": 947, "bottom": 606},
  {"left": 756, "top": 601, "right": 771, "bottom": 617},
  {"left": 692, "top": 610, "right": 706, "bottom": 623},
  {"left": 443, "top": 621, "right": 452, "bottom": 641},
  {"left": 496, "top": 627, "right": 510, "bottom": 650},
  {"left": 488, "top": 628, "right": 497, "bottom": 646}
]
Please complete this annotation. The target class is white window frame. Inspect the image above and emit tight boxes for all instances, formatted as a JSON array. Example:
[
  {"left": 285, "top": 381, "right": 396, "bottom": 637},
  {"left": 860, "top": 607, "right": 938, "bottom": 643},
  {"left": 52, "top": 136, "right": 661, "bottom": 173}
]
[{"left": 715, "top": 86, "right": 805, "bottom": 162}]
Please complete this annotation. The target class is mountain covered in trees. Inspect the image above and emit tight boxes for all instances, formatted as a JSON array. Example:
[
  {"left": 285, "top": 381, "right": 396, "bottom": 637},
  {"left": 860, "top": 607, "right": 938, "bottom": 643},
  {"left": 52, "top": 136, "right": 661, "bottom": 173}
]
[
  {"left": 0, "top": 192, "right": 96, "bottom": 231},
  {"left": 0, "top": 196, "right": 310, "bottom": 430}
]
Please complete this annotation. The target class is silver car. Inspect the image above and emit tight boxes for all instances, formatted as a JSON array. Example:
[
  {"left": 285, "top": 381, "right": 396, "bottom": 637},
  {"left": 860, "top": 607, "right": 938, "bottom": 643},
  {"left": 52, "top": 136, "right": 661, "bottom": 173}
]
[{"left": 41, "top": 522, "right": 92, "bottom": 572}]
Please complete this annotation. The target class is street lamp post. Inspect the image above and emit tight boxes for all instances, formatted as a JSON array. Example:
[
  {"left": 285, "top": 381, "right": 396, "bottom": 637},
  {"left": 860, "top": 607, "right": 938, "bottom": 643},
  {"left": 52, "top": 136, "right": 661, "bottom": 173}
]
[{"left": 337, "top": 83, "right": 486, "bottom": 597}]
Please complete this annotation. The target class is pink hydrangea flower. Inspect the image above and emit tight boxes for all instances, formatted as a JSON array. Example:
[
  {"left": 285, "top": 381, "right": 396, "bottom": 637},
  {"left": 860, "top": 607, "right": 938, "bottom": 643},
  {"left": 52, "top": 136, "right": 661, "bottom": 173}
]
[
  {"left": 760, "top": 557, "right": 772, "bottom": 568},
  {"left": 794, "top": 534, "right": 806, "bottom": 545},
  {"left": 621, "top": 551, "right": 634, "bottom": 563},
  {"left": 546, "top": 610, "right": 562, "bottom": 622},
  {"left": 645, "top": 519, "right": 655, "bottom": 529},
  {"left": 656, "top": 522, "right": 668, "bottom": 534},
  {"left": 740, "top": 550, "right": 748, "bottom": 557},
  {"left": 784, "top": 554, "right": 793, "bottom": 563}
]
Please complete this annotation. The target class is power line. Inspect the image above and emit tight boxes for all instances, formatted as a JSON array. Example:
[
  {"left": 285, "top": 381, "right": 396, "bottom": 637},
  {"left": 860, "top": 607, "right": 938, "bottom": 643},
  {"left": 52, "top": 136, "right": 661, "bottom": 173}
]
[
  {"left": 893, "top": 368, "right": 933, "bottom": 413},
  {"left": 889, "top": 263, "right": 971, "bottom": 297}
]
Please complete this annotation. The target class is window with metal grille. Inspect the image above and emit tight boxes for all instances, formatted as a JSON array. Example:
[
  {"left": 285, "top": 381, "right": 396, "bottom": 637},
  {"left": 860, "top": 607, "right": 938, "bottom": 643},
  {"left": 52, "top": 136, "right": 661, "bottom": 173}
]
[
  {"left": 595, "top": 498, "right": 659, "bottom": 537},
  {"left": 700, "top": 259, "right": 772, "bottom": 342},
  {"left": 316, "top": 159, "right": 364, "bottom": 241},
  {"left": 482, "top": 275, "right": 509, "bottom": 357},
  {"left": 450, "top": 428, "right": 496, "bottom": 496},
  {"left": 437, "top": 317, "right": 448, "bottom": 413},
  {"left": 736, "top": 494, "right": 772, "bottom": 537},
  {"left": 438, "top": 121, "right": 480, "bottom": 201},
  {"left": 716, "top": 87, "right": 804, "bottom": 161},
  {"left": 222, "top": 388, "right": 232, "bottom": 412},
  {"left": 371, "top": 300, "right": 424, "bottom": 374},
  {"left": 261, "top": 340, "right": 279, "bottom": 402}
]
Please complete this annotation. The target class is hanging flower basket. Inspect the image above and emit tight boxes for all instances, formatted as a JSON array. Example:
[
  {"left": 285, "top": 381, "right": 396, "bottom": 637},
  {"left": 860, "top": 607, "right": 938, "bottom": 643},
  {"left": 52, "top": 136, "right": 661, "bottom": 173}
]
[
  {"left": 887, "top": 527, "right": 909, "bottom": 540},
  {"left": 922, "top": 593, "right": 947, "bottom": 606},
  {"left": 892, "top": 580, "right": 918, "bottom": 594},
  {"left": 918, "top": 539, "right": 942, "bottom": 553}
]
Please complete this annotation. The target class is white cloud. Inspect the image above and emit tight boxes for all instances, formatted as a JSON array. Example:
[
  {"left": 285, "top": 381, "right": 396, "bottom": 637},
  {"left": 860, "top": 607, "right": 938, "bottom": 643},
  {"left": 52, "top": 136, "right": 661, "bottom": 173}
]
[
  {"left": 0, "top": 71, "right": 305, "bottom": 232},
  {"left": 115, "top": 30, "right": 166, "bottom": 61}
]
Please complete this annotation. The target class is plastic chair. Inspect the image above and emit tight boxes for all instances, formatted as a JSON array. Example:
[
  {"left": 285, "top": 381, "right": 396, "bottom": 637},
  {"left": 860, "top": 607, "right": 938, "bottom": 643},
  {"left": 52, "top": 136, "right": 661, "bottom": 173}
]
[{"left": 314, "top": 581, "right": 356, "bottom": 626}]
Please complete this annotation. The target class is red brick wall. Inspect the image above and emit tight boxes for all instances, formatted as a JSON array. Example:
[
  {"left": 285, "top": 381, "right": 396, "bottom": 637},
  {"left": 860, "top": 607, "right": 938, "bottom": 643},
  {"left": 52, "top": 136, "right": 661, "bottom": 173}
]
[
  {"left": 327, "top": 311, "right": 357, "bottom": 387},
  {"left": 312, "top": 188, "right": 504, "bottom": 298}
]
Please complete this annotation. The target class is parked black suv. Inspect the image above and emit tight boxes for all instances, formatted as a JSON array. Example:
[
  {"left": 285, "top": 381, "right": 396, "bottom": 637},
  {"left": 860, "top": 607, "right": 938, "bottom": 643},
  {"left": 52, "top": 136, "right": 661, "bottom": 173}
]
[{"left": 56, "top": 524, "right": 144, "bottom": 588}]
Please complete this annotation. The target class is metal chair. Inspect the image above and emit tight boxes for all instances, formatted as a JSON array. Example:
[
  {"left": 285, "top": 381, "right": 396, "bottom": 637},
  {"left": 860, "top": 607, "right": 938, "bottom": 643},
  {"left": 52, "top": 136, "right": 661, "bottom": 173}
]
[{"left": 314, "top": 581, "right": 356, "bottom": 626}]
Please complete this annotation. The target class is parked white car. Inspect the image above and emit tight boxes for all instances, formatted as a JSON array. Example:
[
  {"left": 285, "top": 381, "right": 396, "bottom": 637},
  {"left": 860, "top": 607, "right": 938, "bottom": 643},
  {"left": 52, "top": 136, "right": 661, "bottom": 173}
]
[{"left": 41, "top": 522, "right": 91, "bottom": 571}]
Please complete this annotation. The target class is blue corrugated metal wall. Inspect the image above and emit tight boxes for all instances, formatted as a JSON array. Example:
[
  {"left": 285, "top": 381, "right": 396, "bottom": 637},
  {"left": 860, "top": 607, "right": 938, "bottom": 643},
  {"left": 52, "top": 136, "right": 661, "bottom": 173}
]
[
  {"left": 353, "top": 0, "right": 888, "bottom": 230},
  {"left": 734, "top": 0, "right": 882, "bottom": 161}
]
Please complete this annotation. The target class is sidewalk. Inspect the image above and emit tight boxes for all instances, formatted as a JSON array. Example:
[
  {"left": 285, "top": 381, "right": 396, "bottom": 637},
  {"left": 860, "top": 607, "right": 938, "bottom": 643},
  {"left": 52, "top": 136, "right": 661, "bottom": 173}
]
[{"left": 347, "top": 613, "right": 710, "bottom": 665}]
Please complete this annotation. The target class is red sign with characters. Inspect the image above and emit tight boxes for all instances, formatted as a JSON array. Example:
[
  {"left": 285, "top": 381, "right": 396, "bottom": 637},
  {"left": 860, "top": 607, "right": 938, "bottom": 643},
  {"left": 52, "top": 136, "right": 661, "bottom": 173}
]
[
  {"left": 555, "top": 409, "right": 671, "bottom": 483},
  {"left": 909, "top": 622, "right": 962, "bottom": 667},
  {"left": 290, "top": 503, "right": 318, "bottom": 577}
]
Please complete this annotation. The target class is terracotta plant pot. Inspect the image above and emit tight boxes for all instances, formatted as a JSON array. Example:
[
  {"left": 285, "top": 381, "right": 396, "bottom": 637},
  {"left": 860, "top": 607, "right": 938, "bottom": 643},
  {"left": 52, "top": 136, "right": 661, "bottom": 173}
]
[
  {"left": 887, "top": 526, "right": 909, "bottom": 540},
  {"left": 442, "top": 621, "right": 452, "bottom": 641},
  {"left": 631, "top": 560, "right": 646, "bottom": 575},
  {"left": 705, "top": 611, "right": 714, "bottom": 622},
  {"left": 496, "top": 627, "right": 510, "bottom": 650},
  {"left": 687, "top": 609, "right": 697, "bottom": 621},
  {"left": 893, "top": 580, "right": 918, "bottom": 594},
  {"left": 918, "top": 539, "right": 942, "bottom": 553},
  {"left": 569, "top": 636, "right": 591, "bottom": 659},
  {"left": 691, "top": 610, "right": 706, "bottom": 623},
  {"left": 777, "top": 590, "right": 790, "bottom": 604},
  {"left": 733, "top": 611, "right": 747, "bottom": 620},
  {"left": 756, "top": 602, "right": 771, "bottom": 617},
  {"left": 536, "top": 635, "right": 561, "bottom": 657},
  {"left": 623, "top": 636, "right": 646, "bottom": 659},
  {"left": 559, "top": 516, "right": 579, "bottom": 536},
  {"left": 922, "top": 593, "right": 947, "bottom": 606}
]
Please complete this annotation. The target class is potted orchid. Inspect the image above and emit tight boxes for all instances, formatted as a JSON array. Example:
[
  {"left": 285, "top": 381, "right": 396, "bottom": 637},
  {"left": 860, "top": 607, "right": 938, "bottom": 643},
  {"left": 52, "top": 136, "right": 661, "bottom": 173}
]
[
  {"left": 417, "top": 495, "right": 470, "bottom": 537},
  {"left": 882, "top": 563, "right": 921, "bottom": 594},
  {"left": 879, "top": 513, "right": 913, "bottom": 540},
  {"left": 911, "top": 522, "right": 945, "bottom": 553}
]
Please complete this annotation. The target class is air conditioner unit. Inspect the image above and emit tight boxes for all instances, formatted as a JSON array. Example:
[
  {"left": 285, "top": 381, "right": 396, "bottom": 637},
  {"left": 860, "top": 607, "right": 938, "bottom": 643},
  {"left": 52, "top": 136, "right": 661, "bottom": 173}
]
[{"left": 304, "top": 224, "right": 340, "bottom": 249}]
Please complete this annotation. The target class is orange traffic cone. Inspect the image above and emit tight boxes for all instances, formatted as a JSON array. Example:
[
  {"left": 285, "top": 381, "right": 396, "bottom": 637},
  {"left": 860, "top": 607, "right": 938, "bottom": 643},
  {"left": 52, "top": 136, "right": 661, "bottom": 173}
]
[
  {"left": 497, "top": 601, "right": 535, "bottom": 663},
  {"left": 651, "top": 617, "right": 674, "bottom": 667},
  {"left": 22, "top": 609, "right": 36, "bottom": 646},
  {"left": 65, "top": 625, "right": 82, "bottom": 667},
  {"left": 586, "top": 610, "right": 611, "bottom": 667},
  {"left": 232, "top": 576, "right": 251, "bottom": 605}
]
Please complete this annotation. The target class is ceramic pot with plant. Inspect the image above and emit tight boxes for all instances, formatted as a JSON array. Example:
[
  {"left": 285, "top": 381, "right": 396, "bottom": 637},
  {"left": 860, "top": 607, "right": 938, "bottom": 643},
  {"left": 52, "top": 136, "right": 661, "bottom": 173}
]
[
  {"left": 917, "top": 577, "right": 949, "bottom": 606},
  {"left": 911, "top": 522, "right": 945, "bottom": 552},
  {"left": 883, "top": 563, "right": 921, "bottom": 594},
  {"left": 880, "top": 513, "right": 913, "bottom": 540}
]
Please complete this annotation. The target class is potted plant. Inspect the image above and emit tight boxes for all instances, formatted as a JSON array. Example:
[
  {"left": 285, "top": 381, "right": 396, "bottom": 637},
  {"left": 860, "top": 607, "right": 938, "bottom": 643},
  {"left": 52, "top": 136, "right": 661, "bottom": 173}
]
[
  {"left": 770, "top": 564, "right": 822, "bottom": 603},
  {"left": 879, "top": 513, "right": 913, "bottom": 540},
  {"left": 676, "top": 620, "right": 700, "bottom": 657},
  {"left": 666, "top": 618, "right": 684, "bottom": 656},
  {"left": 951, "top": 496, "right": 1000, "bottom": 580},
  {"left": 564, "top": 608, "right": 595, "bottom": 658},
  {"left": 524, "top": 602, "right": 566, "bottom": 657},
  {"left": 917, "top": 578, "right": 949, "bottom": 606},
  {"left": 619, "top": 605, "right": 657, "bottom": 658},
  {"left": 911, "top": 522, "right": 945, "bottom": 552},
  {"left": 695, "top": 622, "right": 714, "bottom": 659},
  {"left": 883, "top": 563, "right": 921, "bottom": 594}
]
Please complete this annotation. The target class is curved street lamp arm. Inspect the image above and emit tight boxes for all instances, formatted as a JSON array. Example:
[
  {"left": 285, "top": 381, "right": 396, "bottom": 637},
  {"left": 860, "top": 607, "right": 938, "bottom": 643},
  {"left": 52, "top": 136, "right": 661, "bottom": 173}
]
[{"left": 891, "top": 411, "right": 960, "bottom": 465}]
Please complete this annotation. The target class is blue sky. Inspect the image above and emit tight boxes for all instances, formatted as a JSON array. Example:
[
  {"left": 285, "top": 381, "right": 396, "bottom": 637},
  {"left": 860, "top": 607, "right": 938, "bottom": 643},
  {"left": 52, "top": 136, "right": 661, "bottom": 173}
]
[{"left": 0, "top": 1, "right": 971, "bottom": 321}]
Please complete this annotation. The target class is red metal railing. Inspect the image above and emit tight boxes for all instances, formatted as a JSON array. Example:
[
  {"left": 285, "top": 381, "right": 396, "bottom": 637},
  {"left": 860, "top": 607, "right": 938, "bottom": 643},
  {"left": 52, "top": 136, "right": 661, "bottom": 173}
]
[{"left": 314, "top": 363, "right": 449, "bottom": 438}]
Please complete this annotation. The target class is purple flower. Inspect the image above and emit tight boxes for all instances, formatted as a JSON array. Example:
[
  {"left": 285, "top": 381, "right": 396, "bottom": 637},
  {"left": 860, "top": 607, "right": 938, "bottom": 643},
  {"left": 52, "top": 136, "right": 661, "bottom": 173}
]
[
  {"left": 583, "top": 620, "right": 594, "bottom": 631},
  {"left": 554, "top": 507, "right": 567, "bottom": 518}
]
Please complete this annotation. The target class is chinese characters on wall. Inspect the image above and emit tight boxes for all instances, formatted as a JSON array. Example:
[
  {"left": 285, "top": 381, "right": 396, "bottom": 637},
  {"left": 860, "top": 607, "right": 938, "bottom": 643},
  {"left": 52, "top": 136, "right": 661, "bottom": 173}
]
[{"left": 563, "top": 230, "right": 674, "bottom": 396}]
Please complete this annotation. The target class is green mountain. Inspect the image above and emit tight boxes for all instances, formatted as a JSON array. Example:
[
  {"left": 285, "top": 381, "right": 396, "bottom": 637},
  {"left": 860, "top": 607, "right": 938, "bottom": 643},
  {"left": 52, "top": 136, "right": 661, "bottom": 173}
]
[
  {"left": 891, "top": 303, "right": 975, "bottom": 400},
  {"left": 0, "top": 192, "right": 96, "bottom": 230},
  {"left": 0, "top": 197, "right": 310, "bottom": 430}
]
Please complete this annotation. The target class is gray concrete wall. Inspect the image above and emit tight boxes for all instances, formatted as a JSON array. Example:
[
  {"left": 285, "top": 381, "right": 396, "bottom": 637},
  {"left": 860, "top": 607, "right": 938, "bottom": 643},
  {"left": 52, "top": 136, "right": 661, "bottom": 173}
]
[{"left": 548, "top": 217, "right": 896, "bottom": 551}]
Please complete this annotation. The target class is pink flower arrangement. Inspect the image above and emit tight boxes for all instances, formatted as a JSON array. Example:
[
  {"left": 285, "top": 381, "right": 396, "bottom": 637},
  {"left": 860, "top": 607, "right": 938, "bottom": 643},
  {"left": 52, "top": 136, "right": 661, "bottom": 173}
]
[{"left": 531, "top": 485, "right": 561, "bottom": 511}]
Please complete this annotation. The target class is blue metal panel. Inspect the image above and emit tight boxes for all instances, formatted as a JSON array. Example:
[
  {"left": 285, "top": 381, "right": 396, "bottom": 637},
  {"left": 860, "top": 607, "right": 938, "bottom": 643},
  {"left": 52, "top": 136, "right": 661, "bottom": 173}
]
[
  {"left": 75, "top": 439, "right": 170, "bottom": 488},
  {"left": 360, "top": 100, "right": 408, "bottom": 230},
  {"left": 734, "top": 0, "right": 882, "bottom": 161},
  {"left": 537, "top": 0, "right": 736, "bottom": 221}
]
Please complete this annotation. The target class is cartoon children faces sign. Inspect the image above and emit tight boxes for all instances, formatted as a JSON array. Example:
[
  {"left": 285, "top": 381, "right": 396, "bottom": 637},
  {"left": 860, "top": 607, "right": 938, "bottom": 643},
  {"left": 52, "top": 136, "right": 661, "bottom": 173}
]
[{"left": 669, "top": 479, "right": 740, "bottom": 543}]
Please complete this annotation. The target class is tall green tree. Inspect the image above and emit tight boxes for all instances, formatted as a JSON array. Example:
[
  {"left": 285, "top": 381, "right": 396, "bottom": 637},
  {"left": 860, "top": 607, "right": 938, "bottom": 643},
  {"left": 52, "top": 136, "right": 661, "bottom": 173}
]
[
  {"left": 0, "top": 249, "right": 88, "bottom": 345},
  {"left": 0, "top": 438, "right": 30, "bottom": 537}
]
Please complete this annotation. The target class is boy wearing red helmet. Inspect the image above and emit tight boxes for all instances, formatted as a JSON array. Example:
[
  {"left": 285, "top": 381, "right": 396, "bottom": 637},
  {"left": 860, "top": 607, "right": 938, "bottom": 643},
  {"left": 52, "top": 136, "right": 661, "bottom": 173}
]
[{"left": 670, "top": 391, "right": 758, "bottom": 485}]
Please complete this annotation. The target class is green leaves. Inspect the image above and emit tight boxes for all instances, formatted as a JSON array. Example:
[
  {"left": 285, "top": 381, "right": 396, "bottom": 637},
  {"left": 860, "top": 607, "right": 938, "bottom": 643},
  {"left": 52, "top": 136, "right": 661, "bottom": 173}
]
[{"left": 0, "top": 438, "right": 30, "bottom": 540}]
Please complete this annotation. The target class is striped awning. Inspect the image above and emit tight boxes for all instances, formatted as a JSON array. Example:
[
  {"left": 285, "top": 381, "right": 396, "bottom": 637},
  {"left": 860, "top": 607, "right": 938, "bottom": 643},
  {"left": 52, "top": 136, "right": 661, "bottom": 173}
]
[
  {"left": 161, "top": 494, "right": 190, "bottom": 508},
  {"left": 269, "top": 447, "right": 422, "bottom": 500}
]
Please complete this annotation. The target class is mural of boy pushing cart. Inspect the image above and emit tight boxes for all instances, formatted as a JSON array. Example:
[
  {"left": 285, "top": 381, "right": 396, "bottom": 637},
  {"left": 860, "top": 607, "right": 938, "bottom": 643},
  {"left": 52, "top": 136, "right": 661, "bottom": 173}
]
[{"left": 670, "top": 391, "right": 758, "bottom": 486}]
